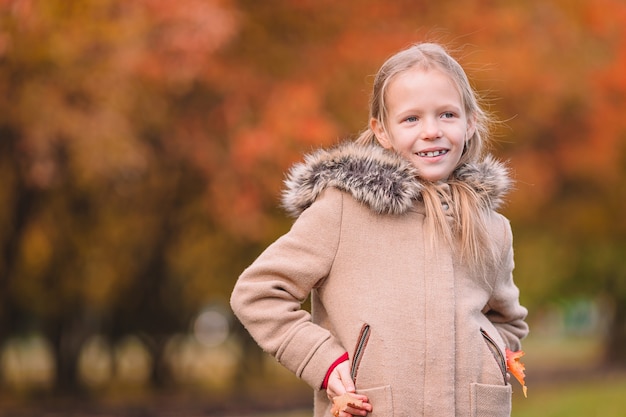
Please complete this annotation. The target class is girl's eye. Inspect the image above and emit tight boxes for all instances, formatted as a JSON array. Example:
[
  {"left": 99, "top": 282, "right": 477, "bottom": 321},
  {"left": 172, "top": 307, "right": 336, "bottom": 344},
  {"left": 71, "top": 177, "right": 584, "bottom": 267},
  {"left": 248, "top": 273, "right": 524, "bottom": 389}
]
[
  {"left": 441, "top": 112, "right": 456, "bottom": 119},
  {"left": 405, "top": 116, "right": 418, "bottom": 123}
]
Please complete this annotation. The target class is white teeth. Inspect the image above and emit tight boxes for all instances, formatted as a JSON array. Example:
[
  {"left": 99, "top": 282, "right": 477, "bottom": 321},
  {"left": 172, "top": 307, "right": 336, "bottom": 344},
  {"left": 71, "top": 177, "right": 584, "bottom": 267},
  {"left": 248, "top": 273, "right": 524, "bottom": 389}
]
[{"left": 418, "top": 150, "right": 448, "bottom": 157}]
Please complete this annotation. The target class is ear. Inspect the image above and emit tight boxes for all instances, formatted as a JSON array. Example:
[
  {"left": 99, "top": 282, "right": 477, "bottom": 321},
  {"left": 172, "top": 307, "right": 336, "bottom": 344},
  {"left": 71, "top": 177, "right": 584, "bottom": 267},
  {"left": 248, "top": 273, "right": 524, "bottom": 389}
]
[
  {"left": 370, "top": 118, "right": 393, "bottom": 149},
  {"left": 465, "top": 115, "right": 477, "bottom": 142}
]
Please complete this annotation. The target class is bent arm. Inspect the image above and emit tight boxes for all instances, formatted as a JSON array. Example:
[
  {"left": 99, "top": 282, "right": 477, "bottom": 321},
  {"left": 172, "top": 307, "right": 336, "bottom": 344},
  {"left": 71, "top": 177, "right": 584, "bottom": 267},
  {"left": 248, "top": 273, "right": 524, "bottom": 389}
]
[
  {"left": 230, "top": 189, "right": 347, "bottom": 388},
  {"left": 485, "top": 218, "right": 529, "bottom": 351}
]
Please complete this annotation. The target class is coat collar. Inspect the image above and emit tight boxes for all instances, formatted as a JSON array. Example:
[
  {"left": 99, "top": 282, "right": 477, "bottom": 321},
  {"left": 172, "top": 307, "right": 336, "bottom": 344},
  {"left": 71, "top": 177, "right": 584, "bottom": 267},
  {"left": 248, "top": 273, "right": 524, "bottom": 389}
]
[{"left": 281, "top": 142, "right": 511, "bottom": 218}]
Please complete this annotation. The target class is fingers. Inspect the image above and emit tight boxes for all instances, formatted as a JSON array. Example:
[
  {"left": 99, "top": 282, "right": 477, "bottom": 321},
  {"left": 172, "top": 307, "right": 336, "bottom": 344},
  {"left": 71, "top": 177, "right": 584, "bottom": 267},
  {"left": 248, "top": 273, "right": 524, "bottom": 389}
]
[
  {"left": 331, "top": 393, "right": 372, "bottom": 417},
  {"left": 337, "top": 361, "right": 356, "bottom": 392},
  {"left": 326, "top": 362, "right": 373, "bottom": 416},
  {"left": 326, "top": 361, "right": 354, "bottom": 398},
  {"left": 344, "top": 395, "right": 373, "bottom": 415},
  {"left": 335, "top": 408, "right": 367, "bottom": 417},
  {"left": 339, "top": 405, "right": 370, "bottom": 417}
]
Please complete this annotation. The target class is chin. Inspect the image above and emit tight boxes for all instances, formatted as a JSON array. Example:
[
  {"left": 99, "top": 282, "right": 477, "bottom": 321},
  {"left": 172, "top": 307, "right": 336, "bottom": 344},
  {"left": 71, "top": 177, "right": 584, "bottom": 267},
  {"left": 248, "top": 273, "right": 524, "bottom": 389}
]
[{"left": 419, "top": 172, "right": 447, "bottom": 182}]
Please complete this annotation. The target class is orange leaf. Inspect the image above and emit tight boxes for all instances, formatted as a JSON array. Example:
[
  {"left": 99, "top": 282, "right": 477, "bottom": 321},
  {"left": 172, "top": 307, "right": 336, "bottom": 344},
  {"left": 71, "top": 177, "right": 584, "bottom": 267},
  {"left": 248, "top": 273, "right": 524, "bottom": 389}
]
[
  {"left": 506, "top": 348, "right": 528, "bottom": 397},
  {"left": 330, "top": 392, "right": 364, "bottom": 416}
]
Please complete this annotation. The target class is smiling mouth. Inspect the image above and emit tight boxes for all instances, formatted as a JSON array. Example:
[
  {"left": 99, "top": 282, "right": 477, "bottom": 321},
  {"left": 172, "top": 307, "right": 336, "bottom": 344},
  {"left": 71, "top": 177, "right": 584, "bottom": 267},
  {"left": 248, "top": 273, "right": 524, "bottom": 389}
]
[{"left": 417, "top": 150, "right": 448, "bottom": 157}]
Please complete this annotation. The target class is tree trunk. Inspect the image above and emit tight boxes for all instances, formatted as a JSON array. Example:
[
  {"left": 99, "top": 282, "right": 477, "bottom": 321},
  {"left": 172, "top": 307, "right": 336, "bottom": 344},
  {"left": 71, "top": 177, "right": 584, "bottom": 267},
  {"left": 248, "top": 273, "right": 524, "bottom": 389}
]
[
  {"left": 0, "top": 128, "right": 39, "bottom": 383},
  {"left": 49, "top": 318, "right": 93, "bottom": 394},
  {"left": 232, "top": 322, "right": 266, "bottom": 390},
  {"left": 138, "top": 334, "right": 174, "bottom": 389},
  {"left": 605, "top": 297, "right": 626, "bottom": 367}
]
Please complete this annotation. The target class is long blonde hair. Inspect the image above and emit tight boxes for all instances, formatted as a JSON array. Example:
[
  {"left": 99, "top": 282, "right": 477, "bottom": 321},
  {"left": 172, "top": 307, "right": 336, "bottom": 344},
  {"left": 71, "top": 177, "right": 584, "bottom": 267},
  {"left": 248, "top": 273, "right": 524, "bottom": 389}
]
[{"left": 357, "top": 43, "right": 499, "bottom": 275}]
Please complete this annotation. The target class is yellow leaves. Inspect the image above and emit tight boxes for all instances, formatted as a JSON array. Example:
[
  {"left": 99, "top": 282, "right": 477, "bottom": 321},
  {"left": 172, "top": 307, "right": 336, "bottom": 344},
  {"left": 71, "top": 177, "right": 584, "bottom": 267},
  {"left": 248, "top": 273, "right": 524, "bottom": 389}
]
[
  {"left": 330, "top": 393, "right": 365, "bottom": 417},
  {"left": 506, "top": 348, "right": 528, "bottom": 398}
]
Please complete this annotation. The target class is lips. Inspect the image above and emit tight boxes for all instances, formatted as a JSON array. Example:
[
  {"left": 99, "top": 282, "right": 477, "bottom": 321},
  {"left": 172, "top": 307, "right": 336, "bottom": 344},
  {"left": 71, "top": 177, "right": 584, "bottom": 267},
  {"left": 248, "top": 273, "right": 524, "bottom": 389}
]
[{"left": 417, "top": 149, "right": 448, "bottom": 157}]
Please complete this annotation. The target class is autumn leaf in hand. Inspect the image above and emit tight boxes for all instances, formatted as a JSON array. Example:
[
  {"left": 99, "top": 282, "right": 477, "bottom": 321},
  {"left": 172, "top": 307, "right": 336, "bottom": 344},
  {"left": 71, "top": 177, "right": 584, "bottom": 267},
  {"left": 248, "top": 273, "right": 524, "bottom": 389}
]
[
  {"left": 330, "top": 392, "right": 364, "bottom": 417},
  {"left": 506, "top": 348, "right": 527, "bottom": 397}
]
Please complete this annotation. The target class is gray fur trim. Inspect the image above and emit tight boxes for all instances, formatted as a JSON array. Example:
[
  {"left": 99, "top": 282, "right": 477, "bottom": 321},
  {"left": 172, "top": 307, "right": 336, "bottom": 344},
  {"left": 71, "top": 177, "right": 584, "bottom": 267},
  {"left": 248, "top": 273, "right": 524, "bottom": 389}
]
[
  {"left": 281, "top": 142, "right": 511, "bottom": 217},
  {"left": 454, "top": 154, "right": 512, "bottom": 211}
]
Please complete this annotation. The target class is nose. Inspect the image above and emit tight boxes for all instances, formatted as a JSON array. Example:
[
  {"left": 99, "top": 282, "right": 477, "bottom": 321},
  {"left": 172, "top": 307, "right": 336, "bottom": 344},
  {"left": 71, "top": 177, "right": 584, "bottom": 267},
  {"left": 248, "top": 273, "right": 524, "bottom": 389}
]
[{"left": 420, "top": 116, "right": 442, "bottom": 140}]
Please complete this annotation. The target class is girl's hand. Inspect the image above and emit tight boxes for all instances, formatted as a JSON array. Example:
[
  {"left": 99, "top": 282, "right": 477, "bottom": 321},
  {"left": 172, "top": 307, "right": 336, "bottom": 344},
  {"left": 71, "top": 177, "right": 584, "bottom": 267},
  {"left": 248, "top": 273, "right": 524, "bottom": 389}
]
[
  {"left": 326, "top": 361, "right": 372, "bottom": 416},
  {"left": 330, "top": 392, "right": 372, "bottom": 417},
  {"left": 326, "top": 361, "right": 354, "bottom": 399}
]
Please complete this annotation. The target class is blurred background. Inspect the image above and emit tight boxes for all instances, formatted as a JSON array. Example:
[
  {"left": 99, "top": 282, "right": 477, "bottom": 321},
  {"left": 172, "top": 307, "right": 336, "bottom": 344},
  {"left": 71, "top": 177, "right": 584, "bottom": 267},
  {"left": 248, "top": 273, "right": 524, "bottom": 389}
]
[{"left": 0, "top": 0, "right": 625, "bottom": 416}]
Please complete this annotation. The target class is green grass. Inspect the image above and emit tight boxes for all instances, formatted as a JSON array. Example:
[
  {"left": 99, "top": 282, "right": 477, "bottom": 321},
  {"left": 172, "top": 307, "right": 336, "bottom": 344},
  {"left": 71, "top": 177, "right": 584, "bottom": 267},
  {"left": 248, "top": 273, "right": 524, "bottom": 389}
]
[
  {"left": 236, "top": 373, "right": 626, "bottom": 417},
  {"left": 251, "top": 373, "right": 626, "bottom": 417},
  {"left": 512, "top": 374, "right": 626, "bottom": 417}
]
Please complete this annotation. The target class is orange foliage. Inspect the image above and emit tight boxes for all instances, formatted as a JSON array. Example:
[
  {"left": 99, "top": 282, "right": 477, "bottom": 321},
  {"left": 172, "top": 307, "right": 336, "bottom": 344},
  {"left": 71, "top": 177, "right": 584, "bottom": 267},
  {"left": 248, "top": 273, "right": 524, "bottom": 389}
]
[
  {"left": 1, "top": 0, "right": 626, "bottom": 313},
  {"left": 1, "top": 0, "right": 624, "bottom": 242},
  {"left": 506, "top": 348, "right": 528, "bottom": 398}
]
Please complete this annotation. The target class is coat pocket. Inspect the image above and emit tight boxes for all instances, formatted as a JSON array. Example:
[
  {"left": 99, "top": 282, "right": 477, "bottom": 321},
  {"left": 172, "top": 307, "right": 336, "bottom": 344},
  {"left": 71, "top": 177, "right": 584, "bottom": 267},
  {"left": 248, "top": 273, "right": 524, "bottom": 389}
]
[
  {"left": 358, "top": 385, "right": 393, "bottom": 417},
  {"left": 350, "top": 323, "right": 370, "bottom": 384},
  {"left": 470, "top": 382, "right": 512, "bottom": 417},
  {"left": 480, "top": 328, "right": 507, "bottom": 385}
]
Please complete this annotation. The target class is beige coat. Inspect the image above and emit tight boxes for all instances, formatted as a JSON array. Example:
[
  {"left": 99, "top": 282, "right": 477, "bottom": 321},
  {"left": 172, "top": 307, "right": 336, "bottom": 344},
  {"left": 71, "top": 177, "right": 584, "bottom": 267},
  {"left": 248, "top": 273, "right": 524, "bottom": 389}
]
[{"left": 231, "top": 143, "right": 529, "bottom": 417}]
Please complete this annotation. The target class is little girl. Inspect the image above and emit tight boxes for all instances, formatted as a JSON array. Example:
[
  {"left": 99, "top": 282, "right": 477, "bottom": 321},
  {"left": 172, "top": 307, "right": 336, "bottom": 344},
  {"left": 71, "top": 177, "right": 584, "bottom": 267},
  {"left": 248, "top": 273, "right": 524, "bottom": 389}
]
[{"left": 230, "top": 43, "right": 529, "bottom": 417}]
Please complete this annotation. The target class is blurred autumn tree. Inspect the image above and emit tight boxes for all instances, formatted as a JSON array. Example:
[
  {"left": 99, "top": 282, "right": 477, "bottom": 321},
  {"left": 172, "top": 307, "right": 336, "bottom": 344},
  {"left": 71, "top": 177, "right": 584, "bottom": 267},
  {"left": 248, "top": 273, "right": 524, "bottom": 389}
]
[
  {"left": 0, "top": 0, "right": 249, "bottom": 391},
  {"left": 0, "top": 0, "right": 625, "bottom": 394}
]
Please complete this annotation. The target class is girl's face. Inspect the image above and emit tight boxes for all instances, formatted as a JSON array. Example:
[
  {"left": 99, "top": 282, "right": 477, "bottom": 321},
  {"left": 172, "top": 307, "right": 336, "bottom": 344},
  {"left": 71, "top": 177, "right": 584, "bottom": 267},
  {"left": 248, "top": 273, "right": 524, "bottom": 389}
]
[{"left": 371, "top": 67, "right": 475, "bottom": 182}]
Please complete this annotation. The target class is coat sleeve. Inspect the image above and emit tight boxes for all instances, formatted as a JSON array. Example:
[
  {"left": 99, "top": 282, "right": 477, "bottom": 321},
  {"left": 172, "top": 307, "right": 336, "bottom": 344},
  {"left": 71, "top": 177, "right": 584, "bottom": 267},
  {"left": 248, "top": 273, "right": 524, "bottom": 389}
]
[
  {"left": 485, "top": 215, "right": 529, "bottom": 351},
  {"left": 230, "top": 188, "right": 346, "bottom": 389}
]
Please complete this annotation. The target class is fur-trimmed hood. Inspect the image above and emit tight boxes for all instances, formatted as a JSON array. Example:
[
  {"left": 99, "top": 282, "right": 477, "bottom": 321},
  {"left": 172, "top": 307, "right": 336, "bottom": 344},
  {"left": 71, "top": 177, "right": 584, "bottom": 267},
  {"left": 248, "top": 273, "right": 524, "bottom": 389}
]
[{"left": 282, "top": 142, "right": 512, "bottom": 217}]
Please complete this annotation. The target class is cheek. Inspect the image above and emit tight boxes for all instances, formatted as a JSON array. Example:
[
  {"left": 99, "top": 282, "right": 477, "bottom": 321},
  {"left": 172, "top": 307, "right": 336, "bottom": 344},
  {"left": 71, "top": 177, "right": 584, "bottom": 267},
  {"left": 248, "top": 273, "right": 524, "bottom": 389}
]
[
  {"left": 388, "top": 130, "right": 414, "bottom": 150},
  {"left": 451, "top": 128, "right": 470, "bottom": 149}
]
